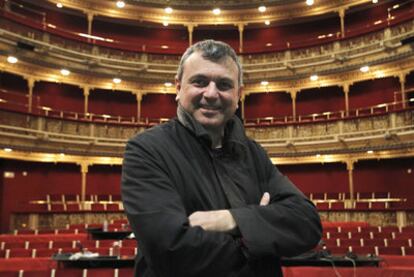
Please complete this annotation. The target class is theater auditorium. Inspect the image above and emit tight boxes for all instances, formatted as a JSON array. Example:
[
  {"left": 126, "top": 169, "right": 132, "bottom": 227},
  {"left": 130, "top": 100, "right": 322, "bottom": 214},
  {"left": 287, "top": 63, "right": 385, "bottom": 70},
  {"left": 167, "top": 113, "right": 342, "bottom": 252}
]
[{"left": 0, "top": 0, "right": 414, "bottom": 276}]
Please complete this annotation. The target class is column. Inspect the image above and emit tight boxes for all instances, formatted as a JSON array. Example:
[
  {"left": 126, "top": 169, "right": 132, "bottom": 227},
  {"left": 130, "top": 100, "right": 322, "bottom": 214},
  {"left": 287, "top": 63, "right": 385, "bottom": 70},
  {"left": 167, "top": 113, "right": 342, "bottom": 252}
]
[
  {"left": 290, "top": 90, "right": 297, "bottom": 121},
  {"left": 343, "top": 83, "right": 350, "bottom": 116},
  {"left": 83, "top": 86, "right": 90, "bottom": 114},
  {"left": 399, "top": 73, "right": 407, "bottom": 108},
  {"left": 346, "top": 160, "right": 355, "bottom": 202},
  {"left": 136, "top": 92, "right": 143, "bottom": 121},
  {"left": 238, "top": 23, "right": 244, "bottom": 53},
  {"left": 80, "top": 162, "right": 89, "bottom": 209},
  {"left": 187, "top": 24, "right": 194, "bottom": 46},
  {"left": 27, "top": 77, "right": 35, "bottom": 113},
  {"left": 240, "top": 93, "right": 245, "bottom": 121},
  {"left": 86, "top": 12, "right": 94, "bottom": 42},
  {"left": 338, "top": 8, "right": 345, "bottom": 38}
]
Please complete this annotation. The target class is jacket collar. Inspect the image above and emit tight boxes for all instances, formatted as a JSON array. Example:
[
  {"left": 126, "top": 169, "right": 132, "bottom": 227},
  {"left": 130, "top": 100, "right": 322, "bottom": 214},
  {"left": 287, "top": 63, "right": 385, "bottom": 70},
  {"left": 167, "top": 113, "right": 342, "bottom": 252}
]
[{"left": 176, "top": 104, "right": 248, "bottom": 158}]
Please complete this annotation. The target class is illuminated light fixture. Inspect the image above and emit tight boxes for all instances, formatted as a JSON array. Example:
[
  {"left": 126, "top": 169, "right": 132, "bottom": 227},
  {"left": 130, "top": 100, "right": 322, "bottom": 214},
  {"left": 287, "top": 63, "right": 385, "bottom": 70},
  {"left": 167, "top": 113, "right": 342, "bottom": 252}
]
[
  {"left": 59, "top": 153, "right": 65, "bottom": 157},
  {"left": 4, "top": 148, "right": 12, "bottom": 152},
  {"left": 258, "top": 6, "right": 266, "bottom": 12},
  {"left": 163, "top": 21, "right": 169, "bottom": 26},
  {"left": 372, "top": 0, "right": 378, "bottom": 3},
  {"left": 78, "top": 33, "right": 114, "bottom": 42},
  {"left": 212, "top": 8, "right": 221, "bottom": 15},
  {"left": 113, "top": 78, "right": 122, "bottom": 84},
  {"left": 360, "top": 65, "right": 370, "bottom": 73},
  {"left": 310, "top": 74, "right": 318, "bottom": 81},
  {"left": 164, "top": 82, "right": 172, "bottom": 87},
  {"left": 374, "top": 20, "right": 382, "bottom": 25},
  {"left": 47, "top": 23, "right": 56, "bottom": 28},
  {"left": 165, "top": 7, "right": 173, "bottom": 14},
  {"left": 306, "top": 0, "right": 314, "bottom": 6},
  {"left": 60, "top": 69, "right": 70, "bottom": 76},
  {"left": 260, "top": 81, "right": 269, "bottom": 86},
  {"left": 56, "top": 3, "right": 63, "bottom": 8},
  {"left": 264, "top": 20, "right": 270, "bottom": 25},
  {"left": 316, "top": 154, "right": 321, "bottom": 157},
  {"left": 102, "top": 114, "right": 111, "bottom": 119},
  {"left": 7, "top": 56, "right": 18, "bottom": 64},
  {"left": 161, "top": 45, "right": 169, "bottom": 49},
  {"left": 367, "top": 150, "right": 374, "bottom": 154},
  {"left": 393, "top": 4, "right": 399, "bottom": 9},
  {"left": 410, "top": 98, "right": 414, "bottom": 102},
  {"left": 265, "top": 43, "right": 272, "bottom": 47},
  {"left": 116, "top": 1, "right": 125, "bottom": 8}
]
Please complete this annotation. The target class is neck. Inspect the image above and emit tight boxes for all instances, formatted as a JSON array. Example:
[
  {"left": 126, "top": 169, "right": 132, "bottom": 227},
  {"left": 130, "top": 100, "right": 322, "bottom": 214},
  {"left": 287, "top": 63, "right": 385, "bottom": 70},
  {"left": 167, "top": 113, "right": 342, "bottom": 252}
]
[{"left": 206, "top": 128, "right": 223, "bottom": 148}]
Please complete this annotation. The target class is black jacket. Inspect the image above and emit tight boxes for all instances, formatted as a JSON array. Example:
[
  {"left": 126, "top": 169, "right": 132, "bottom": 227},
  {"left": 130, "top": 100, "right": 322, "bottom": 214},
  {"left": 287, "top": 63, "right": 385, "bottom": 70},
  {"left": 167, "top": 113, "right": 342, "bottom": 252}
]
[{"left": 121, "top": 110, "right": 322, "bottom": 277}]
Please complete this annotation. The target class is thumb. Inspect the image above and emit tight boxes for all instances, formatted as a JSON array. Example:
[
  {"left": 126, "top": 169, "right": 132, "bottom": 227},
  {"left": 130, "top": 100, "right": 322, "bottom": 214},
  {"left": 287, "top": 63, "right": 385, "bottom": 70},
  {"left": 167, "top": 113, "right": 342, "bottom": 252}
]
[{"left": 260, "top": 192, "right": 270, "bottom": 206}]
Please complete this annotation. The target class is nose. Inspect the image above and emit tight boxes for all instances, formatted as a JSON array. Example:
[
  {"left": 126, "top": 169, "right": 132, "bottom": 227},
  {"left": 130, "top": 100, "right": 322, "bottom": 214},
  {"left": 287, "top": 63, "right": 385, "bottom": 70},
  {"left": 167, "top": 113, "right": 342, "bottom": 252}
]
[{"left": 203, "top": 81, "right": 219, "bottom": 100}]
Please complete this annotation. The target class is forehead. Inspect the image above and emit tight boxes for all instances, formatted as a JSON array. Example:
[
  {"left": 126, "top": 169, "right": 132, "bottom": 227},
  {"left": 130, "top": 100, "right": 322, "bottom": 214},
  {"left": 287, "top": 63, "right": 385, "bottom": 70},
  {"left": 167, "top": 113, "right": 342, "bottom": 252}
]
[{"left": 182, "top": 52, "right": 239, "bottom": 81}]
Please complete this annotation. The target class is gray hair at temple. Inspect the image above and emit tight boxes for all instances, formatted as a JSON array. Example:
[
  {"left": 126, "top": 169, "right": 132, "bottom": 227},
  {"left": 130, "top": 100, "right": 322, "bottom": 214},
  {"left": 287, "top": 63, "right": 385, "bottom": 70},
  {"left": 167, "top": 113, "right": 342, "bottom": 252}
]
[{"left": 176, "top": 39, "right": 243, "bottom": 87}]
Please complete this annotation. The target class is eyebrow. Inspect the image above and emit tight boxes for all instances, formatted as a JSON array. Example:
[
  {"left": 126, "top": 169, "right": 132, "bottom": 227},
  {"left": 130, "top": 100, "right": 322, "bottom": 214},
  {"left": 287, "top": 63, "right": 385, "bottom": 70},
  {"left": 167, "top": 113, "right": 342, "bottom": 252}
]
[{"left": 188, "top": 74, "right": 235, "bottom": 85}]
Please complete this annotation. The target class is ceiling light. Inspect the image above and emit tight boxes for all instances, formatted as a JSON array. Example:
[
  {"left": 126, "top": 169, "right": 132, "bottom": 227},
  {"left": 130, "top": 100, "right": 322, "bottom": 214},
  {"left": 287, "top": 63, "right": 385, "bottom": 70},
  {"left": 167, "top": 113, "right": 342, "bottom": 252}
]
[
  {"left": 310, "top": 74, "right": 318, "bottom": 81},
  {"left": 360, "top": 66, "right": 369, "bottom": 73},
  {"left": 163, "top": 21, "right": 169, "bottom": 26},
  {"left": 258, "top": 6, "right": 266, "bottom": 12},
  {"left": 372, "top": 0, "right": 378, "bottom": 3},
  {"left": 161, "top": 45, "right": 169, "bottom": 49},
  {"left": 113, "top": 78, "right": 122, "bottom": 84},
  {"left": 164, "top": 82, "right": 172, "bottom": 87},
  {"left": 367, "top": 150, "right": 374, "bottom": 154},
  {"left": 116, "top": 1, "right": 125, "bottom": 8},
  {"left": 7, "top": 56, "right": 18, "bottom": 64},
  {"left": 4, "top": 148, "right": 12, "bottom": 152},
  {"left": 60, "top": 69, "right": 70, "bottom": 76},
  {"left": 265, "top": 20, "right": 270, "bottom": 25},
  {"left": 266, "top": 43, "right": 272, "bottom": 47},
  {"left": 316, "top": 154, "right": 321, "bottom": 157},
  {"left": 260, "top": 81, "right": 269, "bottom": 86},
  {"left": 306, "top": 0, "right": 314, "bottom": 6},
  {"left": 212, "top": 8, "right": 221, "bottom": 15},
  {"left": 56, "top": 3, "right": 63, "bottom": 8},
  {"left": 165, "top": 7, "right": 173, "bottom": 14}
]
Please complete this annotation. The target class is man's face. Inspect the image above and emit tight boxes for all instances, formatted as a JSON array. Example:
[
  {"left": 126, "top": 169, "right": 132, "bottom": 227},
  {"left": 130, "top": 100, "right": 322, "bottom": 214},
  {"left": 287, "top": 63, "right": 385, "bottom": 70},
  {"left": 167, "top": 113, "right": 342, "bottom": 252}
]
[{"left": 176, "top": 52, "right": 241, "bottom": 132}]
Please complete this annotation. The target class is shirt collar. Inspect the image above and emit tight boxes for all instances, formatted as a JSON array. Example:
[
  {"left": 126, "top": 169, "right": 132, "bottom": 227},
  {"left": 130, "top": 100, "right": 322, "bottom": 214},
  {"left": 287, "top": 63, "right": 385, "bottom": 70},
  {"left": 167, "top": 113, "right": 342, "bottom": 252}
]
[{"left": 176, "top": 104, "right": 248, "bottom": 157}]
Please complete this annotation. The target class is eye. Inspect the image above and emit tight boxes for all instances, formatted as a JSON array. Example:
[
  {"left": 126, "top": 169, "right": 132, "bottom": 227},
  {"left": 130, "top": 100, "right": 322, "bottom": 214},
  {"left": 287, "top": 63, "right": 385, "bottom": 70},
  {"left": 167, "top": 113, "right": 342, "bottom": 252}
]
[
  {"left": 191, "top": 78, "right": 209, "bottom": 87},
  {"left": 216, "top": 80, "right": 234, "bottom": 91}
]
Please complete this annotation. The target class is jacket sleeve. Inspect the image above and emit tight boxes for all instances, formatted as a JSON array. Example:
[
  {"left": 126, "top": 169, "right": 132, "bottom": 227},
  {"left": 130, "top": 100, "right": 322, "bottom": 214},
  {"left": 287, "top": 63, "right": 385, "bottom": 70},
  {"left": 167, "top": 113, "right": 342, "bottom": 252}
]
[
  {"left": 229, "top": 143, "right": 322, "bottom": 259},
  {"left": 121, "top": 136, "right": 248, "bottom": 277}
]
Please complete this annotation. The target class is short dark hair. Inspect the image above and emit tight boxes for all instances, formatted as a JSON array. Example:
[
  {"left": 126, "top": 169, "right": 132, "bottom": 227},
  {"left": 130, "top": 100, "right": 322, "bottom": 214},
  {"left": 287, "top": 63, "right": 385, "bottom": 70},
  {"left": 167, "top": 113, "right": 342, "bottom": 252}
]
[{"left": 176, "top": 39, "right": 243, "bottom": 86}]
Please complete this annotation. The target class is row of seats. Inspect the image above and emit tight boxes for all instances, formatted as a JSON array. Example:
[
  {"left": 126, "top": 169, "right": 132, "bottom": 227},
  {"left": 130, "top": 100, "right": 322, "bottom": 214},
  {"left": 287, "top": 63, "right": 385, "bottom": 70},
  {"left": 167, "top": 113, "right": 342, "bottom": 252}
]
[
  {"left": 324, "top": 238, "right": 412, "bottom": 248},
  {"left": 17, "top": 202, "right": 124, "bottom": 213},
  {"left": 0, "top": 246, "right": 138, "bottom": 258},
  {"left": 328, "top": 245, "right": 414, "bottom": 256},
  {"left": 307, "top": 192, "right": 393, "bottom": 200},
  {"left": 324, "top": 231, "right": 414, "bottom": 240},
  {"left": 44, "top": 194, "right": 121, "bottom": 203},
  {"left": 1, "top": 239, "right": 137, "bottom": 250},
  {"left": 315, "top": 200, "right": 413, "bottom": 211},
  {"left": 0, "top": 268, "right": 134, "bottom": 277}
]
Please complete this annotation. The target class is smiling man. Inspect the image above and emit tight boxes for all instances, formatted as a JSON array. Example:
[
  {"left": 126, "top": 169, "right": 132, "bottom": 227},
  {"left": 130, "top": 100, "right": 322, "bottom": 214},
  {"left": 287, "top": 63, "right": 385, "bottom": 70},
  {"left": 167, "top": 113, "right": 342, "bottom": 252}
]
[{"left": 122, "top": 40, "right": 322, "bottom": 277}]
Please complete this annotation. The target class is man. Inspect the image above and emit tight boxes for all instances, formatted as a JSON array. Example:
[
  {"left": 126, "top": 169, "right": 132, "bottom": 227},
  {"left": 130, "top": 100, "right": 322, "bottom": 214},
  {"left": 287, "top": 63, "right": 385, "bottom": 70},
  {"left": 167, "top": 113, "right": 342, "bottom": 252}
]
[{"left": 122, "top": 40, "right": 322, "bottom": 277}]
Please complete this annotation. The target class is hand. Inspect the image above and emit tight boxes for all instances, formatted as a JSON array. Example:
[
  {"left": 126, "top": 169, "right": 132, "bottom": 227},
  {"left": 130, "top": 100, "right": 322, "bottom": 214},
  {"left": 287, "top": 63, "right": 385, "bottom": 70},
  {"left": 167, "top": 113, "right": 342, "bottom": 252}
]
[
  {"left": 188, "top": 210, "right": 236, "bottom": 232},
  {"left": 260, "top": 192, "right": 270, "bottom": 206}
]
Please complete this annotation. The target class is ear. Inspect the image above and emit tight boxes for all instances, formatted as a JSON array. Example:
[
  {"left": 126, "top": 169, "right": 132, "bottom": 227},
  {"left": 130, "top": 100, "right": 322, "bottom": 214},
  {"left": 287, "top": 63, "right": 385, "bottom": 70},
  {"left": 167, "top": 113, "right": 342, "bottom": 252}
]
[
  {"left": 236, "top": 86, "right": 243, "bottom": 109},
  {"left": 175, "top": 76, "right": 181, "bottom": 101}
]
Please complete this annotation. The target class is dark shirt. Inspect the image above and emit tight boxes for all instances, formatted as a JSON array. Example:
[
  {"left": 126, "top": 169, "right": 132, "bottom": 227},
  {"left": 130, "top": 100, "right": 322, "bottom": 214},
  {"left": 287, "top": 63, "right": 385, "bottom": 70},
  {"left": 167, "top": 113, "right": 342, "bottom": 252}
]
[{"left": 121, "top": 108, "right": 322, "bottom": 277}]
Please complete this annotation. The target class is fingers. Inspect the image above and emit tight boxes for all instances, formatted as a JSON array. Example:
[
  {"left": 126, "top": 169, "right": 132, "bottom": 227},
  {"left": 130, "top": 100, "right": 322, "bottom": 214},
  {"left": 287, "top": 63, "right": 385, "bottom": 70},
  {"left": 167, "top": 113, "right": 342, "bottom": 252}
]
[{"left": 260, "top": 192, "right": 270, "bottom": 206}]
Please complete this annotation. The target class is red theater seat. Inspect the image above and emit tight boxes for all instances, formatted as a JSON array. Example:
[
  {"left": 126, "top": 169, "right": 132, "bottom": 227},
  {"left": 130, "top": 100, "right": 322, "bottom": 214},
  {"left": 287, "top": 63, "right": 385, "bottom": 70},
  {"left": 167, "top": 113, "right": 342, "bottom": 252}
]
[
  {"left": 91, "top": 203, "right": 106, "bottom": 211},
  {"left": 6, "top": 248, "right": 34, "bottom": 258},
  {"left": 378, "top": 246, "right": 403, "bottom": 255},
  {"left": 34, "top": 248, "right": 57, "bottom": 257},
  {"left": 106, "top": 203, "right": 120, "bottom": 211},
  {"left": 66, "top": 203, "right": 81, "bottom": 212}
]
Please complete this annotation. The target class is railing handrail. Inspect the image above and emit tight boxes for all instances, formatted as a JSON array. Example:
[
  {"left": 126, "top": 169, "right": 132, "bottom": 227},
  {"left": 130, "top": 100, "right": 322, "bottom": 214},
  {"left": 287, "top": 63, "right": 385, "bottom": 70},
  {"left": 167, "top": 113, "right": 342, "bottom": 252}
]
[
  {"left": 1, "top": 87, "right": 413, "bottom": 127},
  {"left": 2, "top": 1, "right": 414, "bottom": 54}
]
